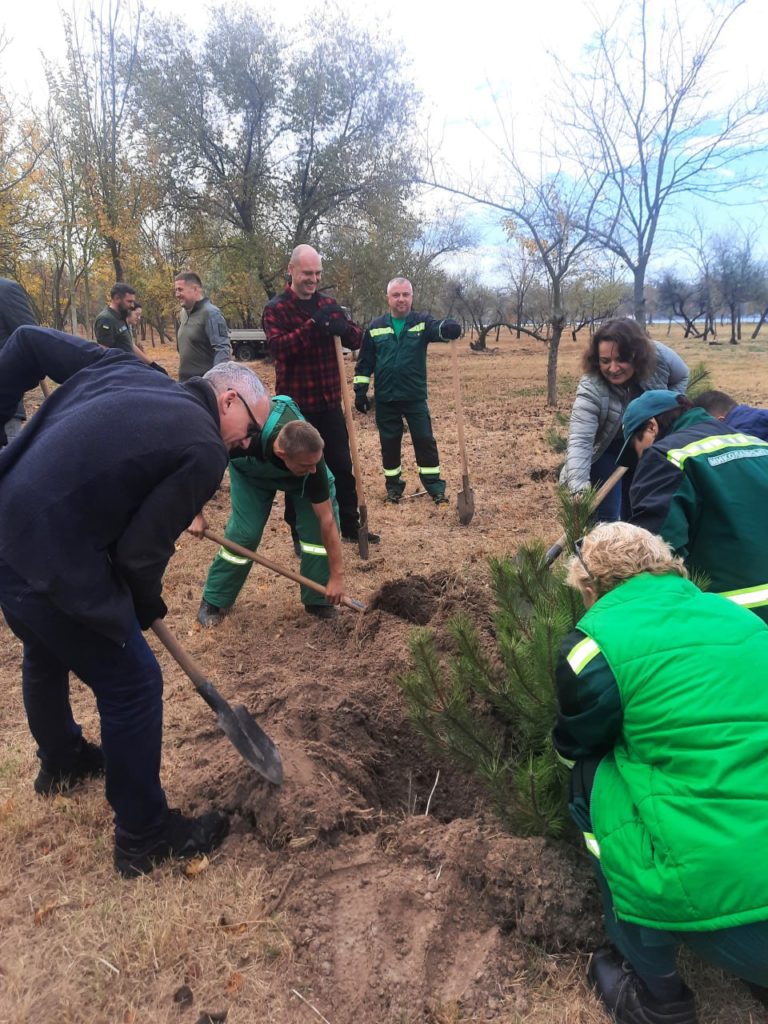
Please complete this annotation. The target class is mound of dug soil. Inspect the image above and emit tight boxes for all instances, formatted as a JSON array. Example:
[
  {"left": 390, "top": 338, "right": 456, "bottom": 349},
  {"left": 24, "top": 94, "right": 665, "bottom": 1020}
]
[
  {"left": 279, "top": 816, "right": 601, "bottom": 1024},
  {"left": 163, "top": 556, "right": 601, "bottom": 1023}
]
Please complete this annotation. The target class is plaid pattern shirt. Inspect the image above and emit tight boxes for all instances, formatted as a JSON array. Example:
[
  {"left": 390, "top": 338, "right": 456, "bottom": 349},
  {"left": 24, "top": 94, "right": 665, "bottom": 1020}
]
[{"left": 262, "top": 288, "right": 362, "bottom": 413}]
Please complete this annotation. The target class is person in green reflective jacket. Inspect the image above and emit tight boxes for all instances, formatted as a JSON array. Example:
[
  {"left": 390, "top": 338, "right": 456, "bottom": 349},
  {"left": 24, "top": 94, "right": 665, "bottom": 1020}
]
[
  {"left": 620, "top": 389, "right": 768, "bottom": 624},
  {"left": 353, "top": 277, "right": 461, "bottom": 505},
  {"left": 554, "top": 522, "right": 768, "bottom": 1024},
  {"left": 192, "top": 396, "right": 347, "bottom": 624}
]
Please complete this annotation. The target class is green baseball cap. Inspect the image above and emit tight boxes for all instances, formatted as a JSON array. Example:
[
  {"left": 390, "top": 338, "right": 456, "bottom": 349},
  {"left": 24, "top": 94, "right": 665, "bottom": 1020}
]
[{"left": 617, "top": 389, "right": 684, "bottom": 462}]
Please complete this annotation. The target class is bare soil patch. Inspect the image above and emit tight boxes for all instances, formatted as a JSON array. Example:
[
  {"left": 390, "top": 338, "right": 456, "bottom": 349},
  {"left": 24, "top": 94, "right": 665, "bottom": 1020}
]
[{"left": 1, "top": 328, "right": 765, "bottom": 1022}]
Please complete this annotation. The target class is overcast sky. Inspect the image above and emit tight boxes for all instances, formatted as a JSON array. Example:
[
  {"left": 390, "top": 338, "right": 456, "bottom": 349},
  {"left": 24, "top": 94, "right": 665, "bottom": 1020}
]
[{"left": 1, "top": 0, "right": 766, "bottom": 281}]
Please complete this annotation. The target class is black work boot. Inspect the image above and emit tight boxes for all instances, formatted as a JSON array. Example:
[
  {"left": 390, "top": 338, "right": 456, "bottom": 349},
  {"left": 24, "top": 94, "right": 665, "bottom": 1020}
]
[
  {"left": 304, "top": 604, "right": 339, "bottom": 620},
  {"left": 114, "top": 808, "right": 229, "bottom": 878},
  {"left": 341, "top": 531, "right": 381, "bottom": 545},
  {"left": 197, "top": 599, "right": 228, "bottom": 627},
  {"left": 385, "top": 478, "right": 406, "bottom": 504},
  {"left": 431, "top": 493, "right": 449, "bottom": 506},
  {"left": 588, "top": 946, "right": 698, "bottom": 1024},
  {"left": 34, "top": 738, "right": 105, "bottom": 796}
]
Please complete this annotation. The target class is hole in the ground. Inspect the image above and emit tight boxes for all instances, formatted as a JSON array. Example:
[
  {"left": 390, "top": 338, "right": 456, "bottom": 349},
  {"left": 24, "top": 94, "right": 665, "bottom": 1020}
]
[{"left": 369, "top": 572, "right": 455, "bottom": 623}]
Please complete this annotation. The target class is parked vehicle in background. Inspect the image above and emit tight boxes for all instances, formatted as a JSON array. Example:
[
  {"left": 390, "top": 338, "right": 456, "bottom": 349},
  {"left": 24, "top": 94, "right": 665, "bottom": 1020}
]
[{"left": 230, "top": 329, "right": 268, "bottom": 361}]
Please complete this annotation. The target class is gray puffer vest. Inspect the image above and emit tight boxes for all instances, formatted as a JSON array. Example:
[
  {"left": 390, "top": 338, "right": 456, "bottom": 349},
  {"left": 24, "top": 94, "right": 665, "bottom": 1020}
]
[{"left": 560, "top": 341, "right": 689, "bottom": 492}]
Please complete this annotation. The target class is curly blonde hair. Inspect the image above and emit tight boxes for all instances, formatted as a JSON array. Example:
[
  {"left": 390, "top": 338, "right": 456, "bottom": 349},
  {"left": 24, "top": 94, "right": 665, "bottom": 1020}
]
[{"left": 566, "top": 522, "right": 687, "bottom": 600}]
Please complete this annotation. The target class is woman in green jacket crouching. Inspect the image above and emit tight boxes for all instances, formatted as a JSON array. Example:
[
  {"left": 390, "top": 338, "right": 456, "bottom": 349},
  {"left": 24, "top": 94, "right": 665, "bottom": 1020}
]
[{"left": 554, "top": 522, "right": 768, "bottom": 1024}]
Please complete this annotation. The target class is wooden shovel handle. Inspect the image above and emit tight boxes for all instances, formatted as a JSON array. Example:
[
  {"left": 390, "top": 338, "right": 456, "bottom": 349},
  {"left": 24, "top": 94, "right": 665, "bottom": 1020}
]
[
  {"left": 203, "top": 529, "right": 366, "bottom": 612},
  {"left": 544, "top": 465, "right": 628, "bottom": 566},
  {"left": 334, "top": 337, "right": 367, "bottom": 507},
  {"left": 450, "top": 341, "right": 469, "bottom": 476}
]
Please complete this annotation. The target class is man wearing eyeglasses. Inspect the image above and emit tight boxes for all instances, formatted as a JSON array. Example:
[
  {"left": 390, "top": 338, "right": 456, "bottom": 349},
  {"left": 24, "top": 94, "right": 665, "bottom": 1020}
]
[{"left": 0, "top": 327, "right": 269, "bottom": 877}]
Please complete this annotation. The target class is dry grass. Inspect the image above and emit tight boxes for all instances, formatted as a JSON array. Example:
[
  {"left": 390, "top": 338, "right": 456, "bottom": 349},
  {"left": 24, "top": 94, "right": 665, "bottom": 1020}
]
[{"left": 1, "top": 324, "right": 767, "bottom": 1023}]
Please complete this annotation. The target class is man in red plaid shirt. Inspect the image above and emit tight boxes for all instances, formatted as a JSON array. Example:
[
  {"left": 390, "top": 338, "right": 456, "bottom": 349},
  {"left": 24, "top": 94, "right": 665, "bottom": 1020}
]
[{"left": 262, "top": 245, "right": 379, "bottom": 547}]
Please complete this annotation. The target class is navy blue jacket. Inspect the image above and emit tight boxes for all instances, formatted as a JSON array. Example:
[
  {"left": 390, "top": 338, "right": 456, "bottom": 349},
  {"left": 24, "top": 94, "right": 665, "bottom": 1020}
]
[
  {"left": 0, "top": 327, "right": 228, "bottom": 643},
  {"left": 725, "top": 404, "right": 768, "bottom": 443},
  {"left": 0, "top": 277, "right": 37, "bottom": 420}
]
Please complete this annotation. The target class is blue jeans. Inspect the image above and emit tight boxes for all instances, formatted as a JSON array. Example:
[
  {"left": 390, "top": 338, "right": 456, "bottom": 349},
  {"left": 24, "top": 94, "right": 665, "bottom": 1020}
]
[
  {"left": 0, "top": 560, "right": 168, "bottom": 842},
  {"left": 590, "top": 447, "right": 624, "bottom": 522}
]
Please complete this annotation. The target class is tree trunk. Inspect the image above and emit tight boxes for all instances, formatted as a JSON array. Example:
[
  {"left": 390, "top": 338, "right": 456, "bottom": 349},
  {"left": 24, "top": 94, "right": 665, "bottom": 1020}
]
[
  {"left": 633, "top": 266, "right": 646, "bottom": 324},
  {"left": 729, "top": 303, "right": 738, "bottom": 344},
  {"left": 751, "top": 306, "right": 768, "bottom": 340},
  {"left": 546, "top": 319, "right": 565, "bottom": 406}
]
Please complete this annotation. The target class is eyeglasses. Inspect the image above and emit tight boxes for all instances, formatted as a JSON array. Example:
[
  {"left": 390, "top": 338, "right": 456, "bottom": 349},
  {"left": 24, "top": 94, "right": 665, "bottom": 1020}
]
[
  {"left": 573, "top": 537, "right": 594, "bottom": 580},
  {"left": 234, "top": 391, "right": 262, "bottom": 442}
]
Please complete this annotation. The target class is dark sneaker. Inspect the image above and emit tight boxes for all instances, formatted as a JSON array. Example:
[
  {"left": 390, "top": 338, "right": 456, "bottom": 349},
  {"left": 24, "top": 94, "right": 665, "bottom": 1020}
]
[
  {"left": 385, "top": 491, "right": 402, "bottom": 504},
  {"left": 588, "top": 947, "right": 698, "bottom": 1024},
  {"left": 197, "top": 599, "right": 227, "bottom": 627},
  {"left": 114, "top": 808, "right": 229, "bottom": 878},
  {"left": 341, "top": 532, "right": 381, "bottom": 544},
  {"left": 431, "top": 494, "right": 449, "bottom": 506},
  {"left": 304, "top": 604, "right": 339, "bottom": 620},
  {"left": 34, "top": 739, "right": 105, "bottom": 796}
]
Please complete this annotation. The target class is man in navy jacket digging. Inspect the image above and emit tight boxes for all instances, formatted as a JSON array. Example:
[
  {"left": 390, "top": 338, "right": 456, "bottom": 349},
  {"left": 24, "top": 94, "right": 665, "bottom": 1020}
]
[{"left": 0, "top": 326, "right": 270, "bottom": 876}]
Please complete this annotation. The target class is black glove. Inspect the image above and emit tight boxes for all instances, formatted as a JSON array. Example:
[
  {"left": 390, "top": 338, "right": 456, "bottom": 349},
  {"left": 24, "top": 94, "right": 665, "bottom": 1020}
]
[
  {"left": 329, "top": 316, "right": 353, "bottom": 342},
  {"left": 441, "top": 319, "right": 462, "bottom": 340},
  {"left": 319, "top": 301, "right": 346, "bottom": 319},
  {"left": 134, "top": 595, "right": 168, "bottom": 631},
  {"left": 311, "top": 310, "right": 351, "bottom": 342},
  {"left": 150, "top": 361, "right": 169, "bottom": 376},
  {"left": 355, "top": 391, "right": 370, "bottom": 414}
]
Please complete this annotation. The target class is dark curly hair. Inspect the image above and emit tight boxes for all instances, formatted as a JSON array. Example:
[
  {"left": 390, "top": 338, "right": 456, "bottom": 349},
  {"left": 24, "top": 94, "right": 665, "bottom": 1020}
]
[{"left": 582, "top": 318, "right": 656, "bottom": 381}]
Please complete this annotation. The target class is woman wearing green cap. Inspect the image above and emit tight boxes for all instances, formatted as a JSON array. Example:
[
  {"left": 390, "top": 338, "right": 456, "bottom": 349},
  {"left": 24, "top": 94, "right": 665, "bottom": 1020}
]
[
  {"left": 561, "top": 319, "right": 689, "bottom": 521},
  {"left": 556, "top": 522, "right": 768, "bottom": 1024}
]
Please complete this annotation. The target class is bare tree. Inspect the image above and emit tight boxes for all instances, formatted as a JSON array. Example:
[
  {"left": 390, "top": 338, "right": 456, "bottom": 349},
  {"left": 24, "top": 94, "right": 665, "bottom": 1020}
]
[
  {"left": 46, "top": 4, "right": 144, "bottom": 282},
  {"left": 501, "top": 241, "right": 540, "bottom": 339},
  {"left": 556, "top": 0, "right": 768, "bottom": 323},
  {"left": 712, "top": 231, "right": 766, "bottom": 343},
  {"left": 655, "top": 272, "right": 705, "bottom": 338}
]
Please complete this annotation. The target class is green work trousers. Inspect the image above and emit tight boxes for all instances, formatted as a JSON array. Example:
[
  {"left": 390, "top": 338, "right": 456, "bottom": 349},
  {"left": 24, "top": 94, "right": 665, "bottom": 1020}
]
[
  {"left": 374, "top": 398, "right": 445, "bottom": 497},
  {"left": 202, "top": 457, "right": 338, "bottom": 610}
]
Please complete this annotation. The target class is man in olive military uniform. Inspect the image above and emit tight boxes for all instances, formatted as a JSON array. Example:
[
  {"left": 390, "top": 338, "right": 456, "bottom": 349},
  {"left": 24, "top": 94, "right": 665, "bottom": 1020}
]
[
  {"left": 174, "top": 272, "right": 231, "bottom": 381},
  {"left": 94, "top": 284, "right": 155, "bottom": 366}
]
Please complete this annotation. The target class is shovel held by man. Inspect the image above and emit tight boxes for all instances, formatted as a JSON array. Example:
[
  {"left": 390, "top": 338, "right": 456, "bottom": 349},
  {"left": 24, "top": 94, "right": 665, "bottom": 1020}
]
[
  {"left": 450, "top": 340, "right": 475, "bottom": 525},
  {"left": 334, "top": 335, "right": 370, "bottom": 559}
]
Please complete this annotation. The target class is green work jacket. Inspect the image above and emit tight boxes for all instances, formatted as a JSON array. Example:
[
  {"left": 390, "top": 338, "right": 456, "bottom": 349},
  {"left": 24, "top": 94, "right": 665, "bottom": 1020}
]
[
  {"left": 630, "top": 408, "right": 768, "bottom": 622},
  {"left": 558, "top": 572, "right": 768, "bottom": 931},
  {"left": 353, "top": 311, "right": 459, "bottom": 402}
]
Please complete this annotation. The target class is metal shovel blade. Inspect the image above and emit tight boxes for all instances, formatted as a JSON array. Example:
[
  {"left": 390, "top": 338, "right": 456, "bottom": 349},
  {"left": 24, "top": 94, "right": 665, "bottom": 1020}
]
[
  {"left": 457, "top": 473, "right": 475, "bottom": 525},
  {"left": 225, "top": 703, "right": 284, "bottom": 785},
  {"left": 357, "top": 503, "right": 370, "bottom": 560},
  {"left": 151, "top": 620, "right": 283, "bottom": 786}
]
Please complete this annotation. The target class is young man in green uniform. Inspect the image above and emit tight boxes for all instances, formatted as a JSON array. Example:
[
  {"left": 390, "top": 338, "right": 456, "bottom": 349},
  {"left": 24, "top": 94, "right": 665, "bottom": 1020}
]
[
  {"left": 195, "top": 396, "right": 346, "bottom": 624},
  {"left": 353, "top": 277, "right": 461, "bottom": 504}
]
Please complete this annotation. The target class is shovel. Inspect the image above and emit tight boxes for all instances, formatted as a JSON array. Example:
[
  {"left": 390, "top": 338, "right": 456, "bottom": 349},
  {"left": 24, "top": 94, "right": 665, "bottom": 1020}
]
[
  {"left": 450, "top": 340, "right": 475, "bottom": 525},
  {"left": 151, "top": 619, "right": 283, "bottom": 785},
  {"left": 334, "top": 336, "right": 370, "bottom": 559},
  {"left": 543, "top": 465, "right": 627, "bottom": 566},
  {"left": 204, "top": 529, "right": 366, "bottom": 612}
]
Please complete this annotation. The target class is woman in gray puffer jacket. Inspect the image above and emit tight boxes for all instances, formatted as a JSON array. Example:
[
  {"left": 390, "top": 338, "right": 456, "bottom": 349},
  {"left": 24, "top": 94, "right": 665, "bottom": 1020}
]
[{"left": 561, "top": 319, "right": 689, "bottom": 521}]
